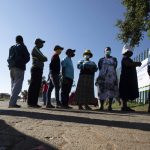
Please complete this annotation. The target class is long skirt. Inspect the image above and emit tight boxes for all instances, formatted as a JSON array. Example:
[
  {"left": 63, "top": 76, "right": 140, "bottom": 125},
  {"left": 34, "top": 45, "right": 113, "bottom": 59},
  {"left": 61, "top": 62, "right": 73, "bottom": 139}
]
[{"left": 75, "top": 74, "right": 95, "bottom": 105}]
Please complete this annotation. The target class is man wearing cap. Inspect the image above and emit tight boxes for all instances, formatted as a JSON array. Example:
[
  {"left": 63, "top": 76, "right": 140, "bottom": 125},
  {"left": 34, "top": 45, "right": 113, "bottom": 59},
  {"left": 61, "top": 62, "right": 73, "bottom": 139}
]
[
  {"left": 46, "top": 45, "right": 63, "bottom": 108},
  {"left": 7, "top": 35, "right": 30, "bottom": 108},
  {"left": 27, "top": 38, "right": 47, "bottom": 108},
  {"left": 61, "top": 49, "right": 75, "bottom": 109}
]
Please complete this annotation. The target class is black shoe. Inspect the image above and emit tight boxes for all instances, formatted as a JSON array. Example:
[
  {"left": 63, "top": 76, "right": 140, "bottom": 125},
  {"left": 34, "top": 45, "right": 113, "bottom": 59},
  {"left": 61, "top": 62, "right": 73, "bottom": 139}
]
[
  {"left": 99, "top": 107, "right": 104, "bottom": 111},
  {"left": 28, "top": 104, "right": 41, "bottom": 108},
  {"left": 8, "top": 104, "right": 21, "bottom": 108},
  {"left": 108, "top": 106, "right": 112, "bottom": 111},
  {"left": 78, "top": 105, "right": 84, "bottom": 110},
  {"left": 46, "top": 104, "right": 55, "bottom": 108},
  {"left": 121, "top": 107, "right": 135, "bottom": 112},
  {"left": 62, "top": 105, "right": 72, "bottom": 109},
  {"left": 56, "top": 101, "right": 62, "bottom": 108},
  {"left": 85, "top": 105, "right": 92, "bottom": 110}
]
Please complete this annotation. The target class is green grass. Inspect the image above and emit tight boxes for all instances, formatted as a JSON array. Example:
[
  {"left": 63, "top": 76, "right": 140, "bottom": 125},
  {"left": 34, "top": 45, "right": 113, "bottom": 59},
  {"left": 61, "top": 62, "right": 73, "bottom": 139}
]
[
  {"left": 0, "top": 98, "right": 9, "bottom": 101},
  {"left": 111, "top": 101, "right": 149, "bottom": 112}
]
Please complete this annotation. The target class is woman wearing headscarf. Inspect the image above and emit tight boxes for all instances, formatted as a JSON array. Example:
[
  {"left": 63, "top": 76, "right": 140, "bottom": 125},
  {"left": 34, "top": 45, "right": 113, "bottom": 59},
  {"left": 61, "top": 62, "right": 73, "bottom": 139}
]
[
  {"left": 119, "top": 45, "right": 141, "bottom": 111},
  {"left": 75, "top": 50, "right": 98, "bottom": 110},
  {"left": 96, "top": 47, "right": 118, "bottom": 111}
]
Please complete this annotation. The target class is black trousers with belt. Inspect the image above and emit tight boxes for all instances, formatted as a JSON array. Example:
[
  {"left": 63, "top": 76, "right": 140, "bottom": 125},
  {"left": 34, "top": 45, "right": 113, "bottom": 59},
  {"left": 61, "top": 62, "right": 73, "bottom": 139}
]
[{"left": 27, "top": 67, "right": 43, "bottom": 106}]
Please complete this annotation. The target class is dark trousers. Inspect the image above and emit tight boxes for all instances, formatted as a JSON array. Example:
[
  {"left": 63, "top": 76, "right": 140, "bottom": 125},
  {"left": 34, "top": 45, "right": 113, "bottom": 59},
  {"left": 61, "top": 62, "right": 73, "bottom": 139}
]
[
  {"left": 61, "top": 77, "right": 73, "bottom": 107},
  {"left": 47, "top": 74, "right": 60, "bottom": 105},
  {"left": 27, "top": 68, "right": 43, "bottom": 106}
]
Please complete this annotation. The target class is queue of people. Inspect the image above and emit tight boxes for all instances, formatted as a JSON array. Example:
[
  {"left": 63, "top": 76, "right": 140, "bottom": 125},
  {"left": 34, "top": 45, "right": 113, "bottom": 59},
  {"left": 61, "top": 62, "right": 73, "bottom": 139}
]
[{"left": 7, "top": 35, "right": 150, "bottom": 113}]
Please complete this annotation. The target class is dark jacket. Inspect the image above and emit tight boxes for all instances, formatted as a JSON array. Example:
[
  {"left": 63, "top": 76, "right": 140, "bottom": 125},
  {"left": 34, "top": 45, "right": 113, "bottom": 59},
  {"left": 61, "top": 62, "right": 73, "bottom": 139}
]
[
  {"left": 49, "top": 53, "right": 60, "bottom": 75},
  {"left": 32, "top": 46, "right": 47, "bottom": 69},
  {"left": 7, "top": 44, "right": 30, "bottom": 70}
]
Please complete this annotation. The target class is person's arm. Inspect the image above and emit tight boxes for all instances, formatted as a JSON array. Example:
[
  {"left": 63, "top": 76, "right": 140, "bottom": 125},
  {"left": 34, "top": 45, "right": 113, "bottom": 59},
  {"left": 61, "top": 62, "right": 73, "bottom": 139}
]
[
  {"left": 23, "top": 45, "right": 30, "bottom": 64},
  {"left": 123, "top": 57, "right": 141, "bottom": 67},
  {"left": 98, "top": 58, "right": 103, "bottom": 70},
  {"left": 32, "top": 48, "right": 47, "bottom": 62},
  {"left": 61, "top": 59, "right": 66, "bottom": 77}
]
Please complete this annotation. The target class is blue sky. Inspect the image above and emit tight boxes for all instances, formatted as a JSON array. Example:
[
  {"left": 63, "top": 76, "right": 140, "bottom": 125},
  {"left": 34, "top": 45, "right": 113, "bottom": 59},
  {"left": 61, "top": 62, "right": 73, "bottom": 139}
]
[{"left": 0, "top": 0, "right": 149, "bottom": 96}]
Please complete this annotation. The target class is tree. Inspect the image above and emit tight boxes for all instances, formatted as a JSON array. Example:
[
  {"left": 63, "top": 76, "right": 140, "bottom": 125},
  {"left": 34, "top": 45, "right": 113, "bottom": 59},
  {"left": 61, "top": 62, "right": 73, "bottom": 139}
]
[{"left": 116, "top": 0, "right": 150, "bottom": 47}]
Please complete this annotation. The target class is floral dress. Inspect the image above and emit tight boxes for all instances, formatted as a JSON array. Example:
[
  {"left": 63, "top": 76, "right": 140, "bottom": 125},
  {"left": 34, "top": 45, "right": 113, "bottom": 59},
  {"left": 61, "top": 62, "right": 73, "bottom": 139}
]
[{"left": 96, "top": 56, "right": 118, "bottom": 100}]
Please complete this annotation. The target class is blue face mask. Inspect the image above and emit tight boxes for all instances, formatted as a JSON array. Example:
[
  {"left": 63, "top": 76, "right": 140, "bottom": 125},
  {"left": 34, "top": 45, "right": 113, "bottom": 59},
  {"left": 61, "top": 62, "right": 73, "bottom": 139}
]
[{"left": 105, "top": 51, "right": 111, "bottom": 56}]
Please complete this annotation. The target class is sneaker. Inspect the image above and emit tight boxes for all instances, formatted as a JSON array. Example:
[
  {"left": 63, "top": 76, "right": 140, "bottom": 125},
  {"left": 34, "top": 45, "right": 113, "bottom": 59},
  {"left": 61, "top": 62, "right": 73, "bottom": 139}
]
[
  {"left": 8, "top": 104, "right": 21, "bottom": 108},
  {"left": 46, "top": 104, "right": 55, "bottom": 108}
]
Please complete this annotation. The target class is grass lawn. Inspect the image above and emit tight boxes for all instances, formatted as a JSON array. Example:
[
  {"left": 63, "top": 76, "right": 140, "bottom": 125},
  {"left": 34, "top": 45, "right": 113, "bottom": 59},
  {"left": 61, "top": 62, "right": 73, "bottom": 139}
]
[{"left": 111, "top": 101, "right": 149, "bottom": 112}]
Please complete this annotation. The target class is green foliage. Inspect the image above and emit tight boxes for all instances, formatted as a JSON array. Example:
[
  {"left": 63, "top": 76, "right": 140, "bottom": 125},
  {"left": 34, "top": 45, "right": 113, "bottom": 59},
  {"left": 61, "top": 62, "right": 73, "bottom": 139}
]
[{"left": 116, "top": 0, "right": 150, "bottom": 47}]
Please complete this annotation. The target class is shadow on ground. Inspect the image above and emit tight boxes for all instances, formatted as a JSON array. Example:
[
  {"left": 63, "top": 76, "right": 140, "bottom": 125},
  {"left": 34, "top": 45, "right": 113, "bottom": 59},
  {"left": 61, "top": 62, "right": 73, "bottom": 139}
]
[
  {"left": 0, "top": 109, "right": 150, "bottom": 131},
  {"left": 0, "top": 119, "right": 58, "bottom": 150}
]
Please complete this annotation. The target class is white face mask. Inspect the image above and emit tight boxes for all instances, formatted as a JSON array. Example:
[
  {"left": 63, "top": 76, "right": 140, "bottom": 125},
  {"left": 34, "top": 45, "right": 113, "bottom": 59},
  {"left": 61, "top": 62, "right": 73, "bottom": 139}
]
[
  {"left": 105, "top": 50, "right": 111, "bottom": 56},
  {"left": 84, "top": 55, "right": 90, "bottom": 59}
]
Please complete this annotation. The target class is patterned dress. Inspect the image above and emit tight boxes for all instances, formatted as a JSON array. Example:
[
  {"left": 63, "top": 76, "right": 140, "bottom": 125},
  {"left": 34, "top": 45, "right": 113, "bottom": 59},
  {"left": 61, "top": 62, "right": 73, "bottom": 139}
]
[
  {"left": 75, "top": 60, "right": 98, "bottom": 105},
  {"left": 96, "top": 56, "right": 118, "bottom": 100}
]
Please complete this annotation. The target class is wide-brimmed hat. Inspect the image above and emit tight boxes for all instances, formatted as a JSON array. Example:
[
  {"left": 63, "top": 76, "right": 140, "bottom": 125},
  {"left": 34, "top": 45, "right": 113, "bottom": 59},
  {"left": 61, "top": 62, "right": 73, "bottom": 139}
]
[
  {"left": 66, "top": 49, "right": 76, "bottom": 55},
  {"left": 54, "top": 45, "right": 64, "bottom": 51},
  {"left": 83, "top": 50, "right": 93, "bottom": 58},
  {"left": 122, "top": 44, "right": 133, "bottom": 54},
  {"left": 35, "top": 38, "right": 45, "bottom": 45}
]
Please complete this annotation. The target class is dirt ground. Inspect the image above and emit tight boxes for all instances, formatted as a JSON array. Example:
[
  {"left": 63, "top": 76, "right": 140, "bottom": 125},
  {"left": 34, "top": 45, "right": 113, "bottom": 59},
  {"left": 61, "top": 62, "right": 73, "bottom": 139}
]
[{"left": 0, "top": 101, "right": 150, "bottom": 150}]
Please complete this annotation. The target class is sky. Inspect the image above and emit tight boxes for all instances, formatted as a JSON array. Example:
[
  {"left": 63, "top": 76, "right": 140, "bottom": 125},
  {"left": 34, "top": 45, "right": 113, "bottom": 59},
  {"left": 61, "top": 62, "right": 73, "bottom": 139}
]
[{"left": 0, "top": 0, "right": 149, "bottom": 97}]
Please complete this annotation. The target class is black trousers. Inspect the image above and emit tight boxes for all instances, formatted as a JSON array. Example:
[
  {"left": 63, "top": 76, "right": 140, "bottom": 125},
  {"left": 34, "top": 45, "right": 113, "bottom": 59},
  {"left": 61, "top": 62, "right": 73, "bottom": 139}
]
[
  {"left": 47, "top": 74, "right": 60, "bottom": 105},
  {"left": 27, "top": 67, "right": 43, "bottom": 106},
  {"left": 61, "top": 77, "right": 73, "bottom": 107}
]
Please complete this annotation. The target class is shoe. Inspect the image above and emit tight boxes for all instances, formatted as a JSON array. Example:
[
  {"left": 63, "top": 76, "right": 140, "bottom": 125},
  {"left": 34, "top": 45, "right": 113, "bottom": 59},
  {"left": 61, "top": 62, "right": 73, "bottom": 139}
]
[
  {"left": 62, "top": 105, "right": 72, "bottom": 109},
  {"left": 28, "top": 104, "right": 41, "bottom": 108},
  {"left": 99, "top": 106, "right": 104, "bottom": 111},
  {"left": 8, "top": 104, "right": 21, "bottom": 108},
  {"left": 56, "top": 101, "right": 62, "bottom": 108},
  {"left": 46, "top": 104, "right": 55, "bottom": 108},
  {"left": 121, "top": 107, "right": 135, "bottom": 112},
  {"left": 108, "top": 106, "right": 112, "bottom": 111},
  {"left": 78, "top": 105, "right": 84, "bottom": 110},
  {"left": 85, "top": 105, "right": 92, "bottom": 110}
]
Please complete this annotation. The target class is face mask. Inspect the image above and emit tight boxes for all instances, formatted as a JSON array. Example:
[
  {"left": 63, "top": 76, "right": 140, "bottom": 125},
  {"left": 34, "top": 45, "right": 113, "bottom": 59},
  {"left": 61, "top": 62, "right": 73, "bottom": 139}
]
[
  {"left": 84, "top": 55, "right": 90, "bottom": 59},
  {"left": 105, "top": 51, "right": 111, "bottom": 56}
]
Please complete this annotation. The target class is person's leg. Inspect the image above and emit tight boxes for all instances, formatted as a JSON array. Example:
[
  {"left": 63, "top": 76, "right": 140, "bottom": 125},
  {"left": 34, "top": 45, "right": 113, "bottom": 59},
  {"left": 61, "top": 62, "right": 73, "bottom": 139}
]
[
  {"left": 9, "top": 68, "right": 24, "bottom": 107},
  {"left": 108, "top": 98, "right": 113, "bottom": 111},
  {"left": 42, "top": 92, "right": 46, "bottom": 105},
  {"left": 46, "top": 79, "right": 54, "bottom": 106},
  {"left": 148, "top": 89, "right": 150, "bottom": 113},
  {"left": 61, "top": 78, "right": 73, "bottom": 107},
  {"left": 52, "top": 75, "right": 61, "bottom": 107},
  {"left": 121, "top": 99, "right": 134, "bottom": 111},
  {"left": 27, "top": 68, "right": 42, "bottom": 106},
  {"left": 99, "top": 100, "right": 104, "bottom": 110}
]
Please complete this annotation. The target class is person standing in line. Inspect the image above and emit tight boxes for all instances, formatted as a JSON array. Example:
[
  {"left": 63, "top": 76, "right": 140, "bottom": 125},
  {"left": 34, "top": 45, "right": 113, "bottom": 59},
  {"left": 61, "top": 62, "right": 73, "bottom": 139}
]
[
  {"left": 7, "top": 35, "right": 30, "bottom": 108},
  {"left": 95, "top": 47, "right": 118, "bottom": 111},
  {"left": 42, "top": 80, "right": 48, "bottom": 106},
  {"left": 27, "top": 38, "right": 47, "bottom": 108},
  {"left": 46, "top": 45, "right": 64, "bottom": 108},
  {"left": 61, "top": 49, "right": 75, "bottom": 109},
  {"left": 75, "top": 50, "right": 98, "bottom": 110},
  {"left": 119, "top": 45, "right": 141, "bottom": 111},
  {"left": 147, "top": 49, "right": 150, "bottom": 113}
]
